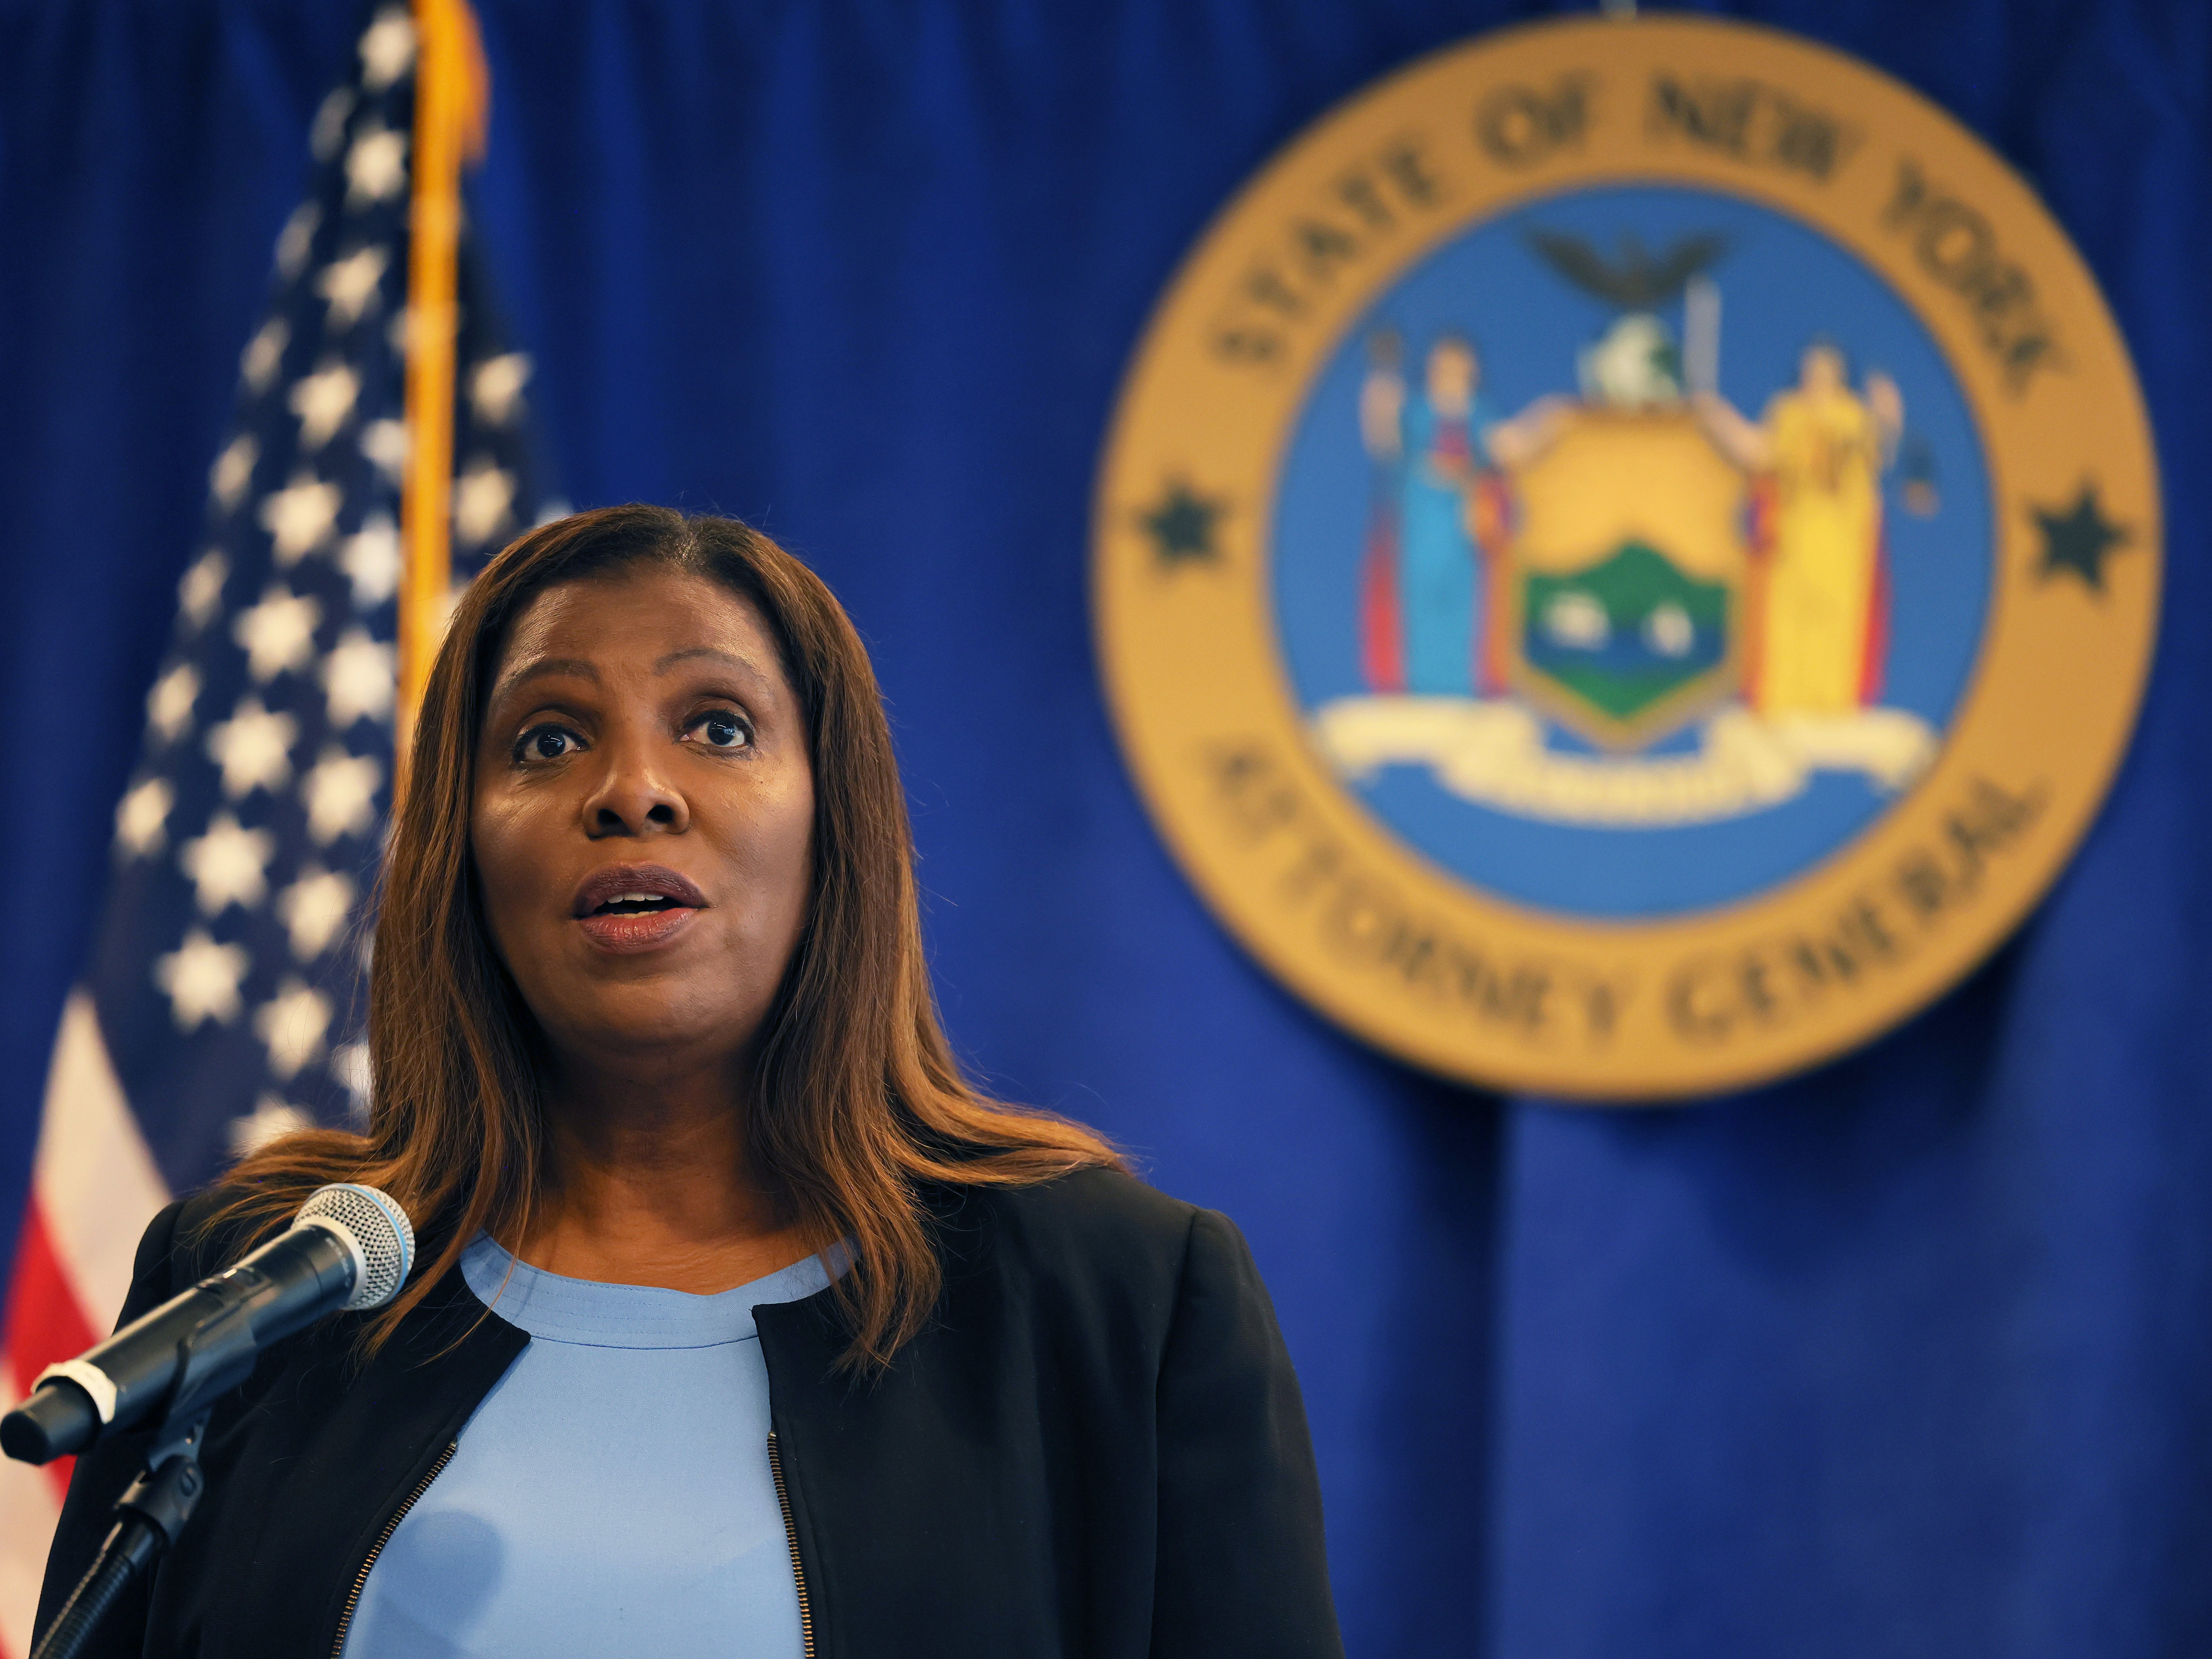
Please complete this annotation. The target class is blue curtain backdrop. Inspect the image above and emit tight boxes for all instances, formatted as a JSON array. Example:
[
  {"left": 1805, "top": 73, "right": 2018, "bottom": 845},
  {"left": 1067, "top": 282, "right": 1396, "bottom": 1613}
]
[{"left": 1, "top": 2, "right": 2206, "bottom": 1653}]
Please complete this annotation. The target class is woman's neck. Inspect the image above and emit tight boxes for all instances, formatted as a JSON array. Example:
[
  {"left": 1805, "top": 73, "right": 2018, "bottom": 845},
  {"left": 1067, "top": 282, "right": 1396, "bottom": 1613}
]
[{"left": 511, "top": 1061, "right": 818, "bottom": 1294}]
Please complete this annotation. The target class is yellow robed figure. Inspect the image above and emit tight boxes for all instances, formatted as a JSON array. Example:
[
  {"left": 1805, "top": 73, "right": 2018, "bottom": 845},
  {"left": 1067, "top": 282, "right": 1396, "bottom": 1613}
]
[{"left": 1701, "top": 344, "right": 1902, "bottom": 715}]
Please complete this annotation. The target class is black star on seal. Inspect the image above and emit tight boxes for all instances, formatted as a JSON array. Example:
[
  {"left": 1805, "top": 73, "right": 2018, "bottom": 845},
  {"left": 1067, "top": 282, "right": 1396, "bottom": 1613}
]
[
  {"left": 2032, "top": 482, "right": 2130, "bottom": 592},
  {"left": 1139, "top": 479, "right": 1226, "bottom": 569}
]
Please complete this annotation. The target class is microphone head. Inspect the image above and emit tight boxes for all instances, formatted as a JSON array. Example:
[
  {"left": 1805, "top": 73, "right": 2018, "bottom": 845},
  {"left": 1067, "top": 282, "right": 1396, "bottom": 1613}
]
[
  {"left": 295, "top": 1184, "right": 415, "bottom": 1310},
  {"left": 1, "top": 1376, "right": 98, "bottom": 1466}
]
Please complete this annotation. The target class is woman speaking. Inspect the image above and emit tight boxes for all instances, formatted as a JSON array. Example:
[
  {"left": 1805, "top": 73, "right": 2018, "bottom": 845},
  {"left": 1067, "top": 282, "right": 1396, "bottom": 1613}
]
[{"left": 39, "top": 506, "right": 1342, "bottom": 1657}]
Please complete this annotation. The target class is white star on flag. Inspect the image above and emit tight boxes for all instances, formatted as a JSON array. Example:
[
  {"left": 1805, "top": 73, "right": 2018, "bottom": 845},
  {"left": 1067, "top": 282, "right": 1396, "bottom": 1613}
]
[
  {"left": 469, "top": 354, "right": 532, "bottom": 426},
  {"left": 358, "top": 9, "right": 418, "bottom": 90},
  {"left": 179, "top": 550, "right": 229, "bottom": 631},
  {"left": 242, "top": 318, "right": 290, "bottom": 393},
  {"left": 233, "top": 586, "right": 324, "bottom": 682},
  {"left": 179, "top": 811, "right": 277, "bottom": 914},
  {"left": 146, "top": 662, "right": 201, "bottom": 743},
  {"left": 155, "top": 928, "right": 253, "bottom": 1030},
  {"left": 329, "top": 1041, "right": 373, "bottom": 1119},
  {"left": 345, "top": 122, "right": 409, "bottom": 208},
  {"left": 206, "top": 696, "right": 299, "bottom": 798},
  {"left": 260, "top": 473, "right": 344, "bottom": 564},
  {"left": 276, "top": 865, "right": 358, "bottom": 960},
  {"left": 303, "top": 748, "right": 382, "bottom": 845},
  {"left": 230, "top": 1095, "right": 316, "bottom": 1158},
  {"left": 115, "top": 776, "right": 175, "bottom": 858},
  {"left": 255, "top": 978, "right": 335, "bottom": 1081},
  {"left": 276, "top": 202, "right": 321, "bottom": 280},
  {"left": 315, "top": 244, "right": 390, "bottom": 331},
  {"left": 311, "top": 87, "right": 356, "bottom": 162},
  {"left": 323, "top": 627, "right": 396, "bottom": 727},
  {"left": 360, "top": 419, "right": 408, "bottom": 485},
  {"left": 211, "top": 435, "right": 259, "bottom": 510},
  {"left": 290, "top": 360, "right": 362, "bottom": 452},
  {"left": 454, "top": 458, "right": 517, "bottom": 549},
  {"left": 341, "top": 512, "right": 402, "bottom": 607}
]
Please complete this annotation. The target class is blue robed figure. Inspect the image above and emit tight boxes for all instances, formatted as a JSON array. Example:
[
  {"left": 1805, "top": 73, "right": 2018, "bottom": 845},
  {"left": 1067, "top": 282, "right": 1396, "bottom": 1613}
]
[{"left": 1362, "top": 334, "right": 1493, "bottom": 697}]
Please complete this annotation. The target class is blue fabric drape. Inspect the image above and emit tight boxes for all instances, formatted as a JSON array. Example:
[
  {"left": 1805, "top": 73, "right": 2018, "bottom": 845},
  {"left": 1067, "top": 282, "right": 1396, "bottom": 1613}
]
[{"left": 1, "top": 3, "right": 2206, "bottom": 1654}]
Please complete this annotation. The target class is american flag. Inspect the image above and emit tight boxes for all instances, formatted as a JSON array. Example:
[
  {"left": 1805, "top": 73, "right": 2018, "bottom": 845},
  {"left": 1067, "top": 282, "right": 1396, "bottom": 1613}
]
[{"left": 0, "top": 7, "right": 554, "bottom": 1648}]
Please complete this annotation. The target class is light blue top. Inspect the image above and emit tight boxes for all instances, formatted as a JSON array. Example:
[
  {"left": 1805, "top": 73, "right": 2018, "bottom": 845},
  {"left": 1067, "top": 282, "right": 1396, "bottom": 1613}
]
[{"left": 338, "top": 1233, "right": 834, "bottom": 1659}]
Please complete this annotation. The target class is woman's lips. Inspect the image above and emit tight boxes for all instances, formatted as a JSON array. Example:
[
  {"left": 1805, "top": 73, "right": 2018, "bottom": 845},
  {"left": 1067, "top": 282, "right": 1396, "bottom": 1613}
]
[
  {"left": 575, "top": 904, "right": 699, "bottom": 953},
  {"left": 570, "top": 862, "right": 708, "bottom": 915},
  {"left": 569, "top": 862, "right": 707, "bottom": 952}
]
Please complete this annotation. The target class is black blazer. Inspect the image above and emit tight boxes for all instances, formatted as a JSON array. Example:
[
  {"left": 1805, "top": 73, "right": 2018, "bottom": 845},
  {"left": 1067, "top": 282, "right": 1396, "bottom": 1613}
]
[{"left": 38, "top": 1166, "right": 1344, "bottom": 1659}]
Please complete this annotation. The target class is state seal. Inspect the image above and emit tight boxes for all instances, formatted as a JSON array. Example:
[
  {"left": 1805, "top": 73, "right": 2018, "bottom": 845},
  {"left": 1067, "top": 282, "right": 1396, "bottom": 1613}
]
[{"left": 1092, "top": 15, "right": 2159, "bottom": 1100}]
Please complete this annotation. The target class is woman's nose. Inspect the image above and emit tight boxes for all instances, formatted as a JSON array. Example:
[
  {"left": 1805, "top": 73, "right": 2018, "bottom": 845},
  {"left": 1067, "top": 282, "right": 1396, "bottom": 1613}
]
[{"left": 582, "top": 742, "right": 690, "bottom": 837}]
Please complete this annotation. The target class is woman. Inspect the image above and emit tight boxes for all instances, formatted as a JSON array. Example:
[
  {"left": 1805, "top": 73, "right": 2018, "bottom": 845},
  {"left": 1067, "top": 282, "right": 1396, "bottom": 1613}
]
[{"left": 40, "top": 506, "right": 1341, "bottom": 1658}]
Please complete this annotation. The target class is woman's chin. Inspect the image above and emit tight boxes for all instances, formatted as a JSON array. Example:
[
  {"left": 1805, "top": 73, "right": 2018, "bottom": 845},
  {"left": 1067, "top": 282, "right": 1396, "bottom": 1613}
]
[{"left": 547, "top": 989, "right": 767, "bottom": 1069}]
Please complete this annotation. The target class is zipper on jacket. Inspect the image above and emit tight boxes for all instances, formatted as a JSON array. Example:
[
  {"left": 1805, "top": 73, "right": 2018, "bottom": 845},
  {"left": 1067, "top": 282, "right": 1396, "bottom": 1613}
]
[
  {"left": 766, "top": 1431, "right": 817, "bottom": 1659},
  {"left": 329, "top": 1438, "right": 458, "bottom": 1658}
]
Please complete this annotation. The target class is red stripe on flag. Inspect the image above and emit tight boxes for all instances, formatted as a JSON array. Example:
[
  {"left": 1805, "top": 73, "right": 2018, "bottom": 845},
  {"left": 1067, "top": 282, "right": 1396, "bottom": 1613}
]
[{"left": 4, "top": 1200, "right": 97, "bottom": 1502}]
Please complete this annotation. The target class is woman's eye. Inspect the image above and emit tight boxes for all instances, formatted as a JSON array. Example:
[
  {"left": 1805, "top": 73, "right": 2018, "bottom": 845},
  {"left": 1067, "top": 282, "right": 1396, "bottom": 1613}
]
[
  {"left": 519, "top": 725, "right": 578, "bottom": 761},
  {"left": 693, "top": 711, "right": 751, "bottom": 750}
]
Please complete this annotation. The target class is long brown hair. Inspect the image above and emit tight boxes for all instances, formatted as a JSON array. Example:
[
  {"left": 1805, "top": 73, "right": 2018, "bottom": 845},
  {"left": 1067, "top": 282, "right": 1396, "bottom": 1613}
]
[{"left": 210, "top": 505, "right": 1120, "bottom": 1369}]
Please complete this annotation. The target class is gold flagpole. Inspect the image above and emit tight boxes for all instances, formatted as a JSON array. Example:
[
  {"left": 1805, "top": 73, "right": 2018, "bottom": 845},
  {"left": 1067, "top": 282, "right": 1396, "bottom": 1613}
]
[{"left": 396, "top": 0, "right": 487, "bottom": 800}]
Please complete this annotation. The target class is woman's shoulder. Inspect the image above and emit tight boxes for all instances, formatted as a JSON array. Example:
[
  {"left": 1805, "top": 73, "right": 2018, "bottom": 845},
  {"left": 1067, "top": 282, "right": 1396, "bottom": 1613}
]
[
  {"left": 125, "top": 1184, "right": 284, "bottom": 1303},
  {"left": 932, "top": 1161, "right": 1194, "bottom": 1236},
  {"left": 99, "top": 1191, "right": 215, "bottom": 1326},
  {"left": 925, "top": 1164, "right": 1235, "bottom": 1301}
]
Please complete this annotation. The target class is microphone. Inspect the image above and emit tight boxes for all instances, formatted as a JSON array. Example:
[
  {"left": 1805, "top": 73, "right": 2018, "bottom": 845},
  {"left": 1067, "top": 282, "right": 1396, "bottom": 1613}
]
[{"left": 0, "top": 1183, "right": 414, "bottom": 1466}]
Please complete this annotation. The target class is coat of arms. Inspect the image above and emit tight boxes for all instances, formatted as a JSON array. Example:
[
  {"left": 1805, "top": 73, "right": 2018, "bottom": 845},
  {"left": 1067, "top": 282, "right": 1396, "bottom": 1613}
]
[{"left": 1318, "top": 229, "right": 1940, "bottom": 828}]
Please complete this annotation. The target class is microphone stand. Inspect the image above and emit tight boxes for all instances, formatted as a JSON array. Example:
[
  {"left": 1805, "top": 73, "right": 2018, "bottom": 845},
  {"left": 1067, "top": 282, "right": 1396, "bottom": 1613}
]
[
  {"left": 11, "top": 1198, "right": 403, "bottom": 1658},
  {"left": 30, "top": 1414, "right": 207, "bottom": 1659},
  {"left": 22, "top": 1253, "right": 273, "bottom": 1659}
]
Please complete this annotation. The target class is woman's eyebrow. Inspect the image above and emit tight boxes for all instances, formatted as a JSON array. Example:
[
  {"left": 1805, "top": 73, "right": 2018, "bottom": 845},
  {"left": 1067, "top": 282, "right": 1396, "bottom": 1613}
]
[
  {"left": 653, "top": 645, "right": 775, "bottom": 687},
  {"left": 490, "top": 655, "right": 599, "bottom": 706}
]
